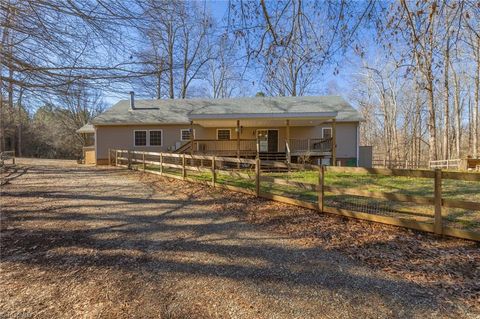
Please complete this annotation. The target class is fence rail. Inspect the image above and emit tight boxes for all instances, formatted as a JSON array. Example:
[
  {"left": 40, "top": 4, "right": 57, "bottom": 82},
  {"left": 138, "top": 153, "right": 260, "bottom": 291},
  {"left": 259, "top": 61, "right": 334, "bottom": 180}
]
[
  {"left": 109, "top": 149, "right": 480, "bottom": 242},
  {"left": 429, "top": 159, "right": 462, "bottom": 170},
  {"left": 0, "top": 151, "right": 15, "bottom": 167},
  {"left": 372, "top": 159, "right": 428, "bottom": 169}
]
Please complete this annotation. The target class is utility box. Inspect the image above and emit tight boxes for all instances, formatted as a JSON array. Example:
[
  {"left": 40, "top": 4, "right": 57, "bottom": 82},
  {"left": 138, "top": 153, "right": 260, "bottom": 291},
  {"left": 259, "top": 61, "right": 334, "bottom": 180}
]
[{"left": 359, "top": 146, "right": 373, "bottom": 168}]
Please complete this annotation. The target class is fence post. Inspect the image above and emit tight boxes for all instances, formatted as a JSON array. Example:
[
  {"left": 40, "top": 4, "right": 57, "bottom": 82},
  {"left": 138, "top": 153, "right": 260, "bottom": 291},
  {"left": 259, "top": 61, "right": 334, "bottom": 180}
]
[
  {"left": 255, "top": 157, "right": 260, "bottom": 196},
  {"left": 142, "top": 152, "right": 146, "bottom": 171},
  {"left": 127, "top": 150, "right": 131, "bottom": 169},
  {"left": 318, "top": 165, "right": 325, "bottom": 212},
  {"left": 434, "top": 169, "right": 443, "bottom": 235},
  {"left": 211, "top": 156, "right": 216, "bottom": 187},
  {"left": 108, "top": 148, "right": 111, "bottom": 166},
  {"left": 115, "top": 150, "right": 118, "bottom": 166},
  {"left": 182, "top": 153, "right": 186, "bottom": 180},
  {"left": 12, "top": 152, "right": 15, "bottom": 165},
  {"left": 160, "top": 153, "right": 163, "bottom": 175}
]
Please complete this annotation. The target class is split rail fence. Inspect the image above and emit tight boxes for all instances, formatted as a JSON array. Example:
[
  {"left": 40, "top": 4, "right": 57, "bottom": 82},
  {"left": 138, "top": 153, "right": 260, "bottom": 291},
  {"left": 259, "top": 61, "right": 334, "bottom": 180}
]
[
  {"left": 109, "top": 149, "right": 480, "bottom": 242},
  {"left": 0, "top": 151, "right": 15, "bottom": 168}
]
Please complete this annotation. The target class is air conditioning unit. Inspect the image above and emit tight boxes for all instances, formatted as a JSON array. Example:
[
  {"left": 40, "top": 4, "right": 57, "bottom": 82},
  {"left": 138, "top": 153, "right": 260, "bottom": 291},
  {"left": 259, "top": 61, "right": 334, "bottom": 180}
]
[{"left": 320, "top": 157, "right": 331, "bottom": 166}]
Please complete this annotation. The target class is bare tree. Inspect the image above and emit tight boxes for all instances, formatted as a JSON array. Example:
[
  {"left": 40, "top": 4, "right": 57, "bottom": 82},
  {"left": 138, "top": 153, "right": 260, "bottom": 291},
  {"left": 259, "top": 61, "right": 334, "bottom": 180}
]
[{"left": 230, "top": 0, "right": 374, "bottom": 96}]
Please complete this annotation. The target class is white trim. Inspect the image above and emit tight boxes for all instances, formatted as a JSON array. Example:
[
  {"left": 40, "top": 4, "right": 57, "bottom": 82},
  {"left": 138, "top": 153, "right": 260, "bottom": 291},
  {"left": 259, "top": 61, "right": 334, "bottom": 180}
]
[
  {"left": 133, "top": 130, "right": 148, "bottom": 147},
  {"left": 94, "top": 126, "right": 98, "bottom": 164},
  {"left": 322, "top": 127, "right": 332, "bottom": 139},
  {"left": 91, "top": 119, "right": 361, "bottom": 126},
  {"left": 180, "top": 128, "right": 195, "bottom": 141},
  {"left": 216, "top": 128, "right": 231, "bottom": 140},
  {"left": 356, "top": 123, "right": 360, "bottom": 167},
  {"left": 256, "top": 129, "right": 279, "bottom": 152},
  {"left": 149, "top": 129, "right": 163, "bottom": 146}
]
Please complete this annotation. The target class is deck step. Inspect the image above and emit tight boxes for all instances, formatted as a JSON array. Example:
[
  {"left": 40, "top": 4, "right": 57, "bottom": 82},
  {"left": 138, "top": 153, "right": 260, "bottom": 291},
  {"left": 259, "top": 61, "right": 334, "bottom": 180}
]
[
  {"left": 259, "top": 152, "right": 287, "bottom": 161},
  {"left": 259, "top": 152, "right": 288, "bottom": 172}
]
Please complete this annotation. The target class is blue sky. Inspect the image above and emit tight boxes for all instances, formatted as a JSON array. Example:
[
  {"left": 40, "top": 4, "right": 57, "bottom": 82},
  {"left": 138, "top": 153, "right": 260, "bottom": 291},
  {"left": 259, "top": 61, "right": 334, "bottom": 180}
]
[{"left": 103, "top": 0, "right": 369, "bottom": 108}]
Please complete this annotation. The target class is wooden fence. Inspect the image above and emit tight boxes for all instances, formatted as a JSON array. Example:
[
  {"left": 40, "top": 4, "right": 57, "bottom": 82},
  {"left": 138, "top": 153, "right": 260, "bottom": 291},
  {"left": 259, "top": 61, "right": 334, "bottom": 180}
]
[
  {"left": 109, "top": 149, "right": 480, "bottom": 242},
  {"left": 372, "top": 158, "right": 428, "bottom": 169},
  {"left": 0, "top": 151, "right": 15, "bottom": 167},
  {"left": 429, "top": 159, "right": 462, "bottom": 170}
]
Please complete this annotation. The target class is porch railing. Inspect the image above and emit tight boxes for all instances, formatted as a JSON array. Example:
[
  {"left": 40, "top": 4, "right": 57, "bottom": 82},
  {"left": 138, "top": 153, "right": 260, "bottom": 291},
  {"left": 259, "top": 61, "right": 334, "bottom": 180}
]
[
  {"left": 289, "top": 138, "right": 332, "bottom": 153},
  {"left": 193, "top": 139, "right": 257, "bottom": 156},
  {"left": 175, "top": 137, "right": 332, "bottom": 157}
]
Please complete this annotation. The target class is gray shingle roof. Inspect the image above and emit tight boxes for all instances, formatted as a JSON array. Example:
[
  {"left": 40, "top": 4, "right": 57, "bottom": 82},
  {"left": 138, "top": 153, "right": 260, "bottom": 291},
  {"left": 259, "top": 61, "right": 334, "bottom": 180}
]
[
  {"left": 76, "top": 123, "right": 95, "bottom": 133},
  {"left": 91, "top": 96, "right": 362, "bottom": 125}
]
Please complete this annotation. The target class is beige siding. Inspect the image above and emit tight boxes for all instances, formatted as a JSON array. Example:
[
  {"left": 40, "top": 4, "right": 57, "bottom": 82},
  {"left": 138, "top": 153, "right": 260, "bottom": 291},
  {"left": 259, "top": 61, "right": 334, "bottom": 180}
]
[
  {"left": 95, "top": 122, "right": 359, "bottom": 161},
  {"left": 96, "top": 124, "right": 207, "bottom": 160},
  {"left": 289, "top": 122, "right": 358, "bottom": 158}
]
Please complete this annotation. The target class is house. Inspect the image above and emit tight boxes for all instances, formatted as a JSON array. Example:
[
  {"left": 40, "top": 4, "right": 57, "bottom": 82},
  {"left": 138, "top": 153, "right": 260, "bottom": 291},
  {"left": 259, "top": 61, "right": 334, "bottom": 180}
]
[
  {"left": 76, "top": 123, "right": 95, "bottom": 164},
  {"left": 88, "top": 92, "right": 368, "bottom": 166}
]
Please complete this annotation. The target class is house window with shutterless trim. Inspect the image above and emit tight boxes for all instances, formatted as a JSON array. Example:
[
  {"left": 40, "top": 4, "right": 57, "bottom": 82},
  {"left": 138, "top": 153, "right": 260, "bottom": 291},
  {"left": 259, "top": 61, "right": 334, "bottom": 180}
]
[
  {"left": 181, "top": 129, "right": 194, "bottom": 141},
  {"left": 217, "top": 129, "right": 231, "bottom": 140},
  {"left": 149, "top": 130, "right": 162, "bottom": 146},
  {"left": 134, "top": 130, "right": 147, "bottom": 146}
]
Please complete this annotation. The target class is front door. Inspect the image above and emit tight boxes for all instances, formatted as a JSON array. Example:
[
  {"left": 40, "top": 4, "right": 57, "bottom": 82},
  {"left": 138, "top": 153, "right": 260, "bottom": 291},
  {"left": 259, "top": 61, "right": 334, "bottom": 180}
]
[{"left": 257, "top": 130, "right": 278, "bottom": 152}]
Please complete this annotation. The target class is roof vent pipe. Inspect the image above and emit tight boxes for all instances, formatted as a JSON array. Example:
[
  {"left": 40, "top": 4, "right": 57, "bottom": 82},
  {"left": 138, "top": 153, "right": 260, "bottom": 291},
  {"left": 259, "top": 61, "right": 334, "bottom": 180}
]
[{"left": 129, "top": 91, "right": 135, "bottom": 110}]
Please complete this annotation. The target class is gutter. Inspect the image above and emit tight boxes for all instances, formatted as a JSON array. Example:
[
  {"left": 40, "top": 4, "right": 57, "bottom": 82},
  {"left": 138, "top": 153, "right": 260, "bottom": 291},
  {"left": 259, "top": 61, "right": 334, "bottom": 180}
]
[{"left": 188, "top": 111, "right": 338, "bottom": 120}]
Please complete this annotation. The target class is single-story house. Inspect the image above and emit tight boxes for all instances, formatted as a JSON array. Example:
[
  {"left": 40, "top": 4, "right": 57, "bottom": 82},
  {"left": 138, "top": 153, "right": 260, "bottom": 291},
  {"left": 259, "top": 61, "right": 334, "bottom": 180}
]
[
  {"left": 76, "top": 123, "right": 95, "bottom": 164},
  {"left": 86, "top": 93, "right": 369, "bottom": 166}
]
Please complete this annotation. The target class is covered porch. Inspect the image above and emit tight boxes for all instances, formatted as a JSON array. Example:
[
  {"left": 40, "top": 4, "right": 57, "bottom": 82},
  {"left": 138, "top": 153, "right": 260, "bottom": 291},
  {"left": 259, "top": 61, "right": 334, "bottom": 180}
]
[
  {"left": 76, "top": 123, "right": 96, "bottom": 164},
  {"left": 182, "top": 112, "right": 338, "bottom": 165}
]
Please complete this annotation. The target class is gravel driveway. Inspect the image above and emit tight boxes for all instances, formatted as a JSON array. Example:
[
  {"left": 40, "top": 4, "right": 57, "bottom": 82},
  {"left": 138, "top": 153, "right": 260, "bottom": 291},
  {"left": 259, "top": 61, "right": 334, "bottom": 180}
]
[{"left": 1, "top": 158, "right": 478, "bottom": 318}]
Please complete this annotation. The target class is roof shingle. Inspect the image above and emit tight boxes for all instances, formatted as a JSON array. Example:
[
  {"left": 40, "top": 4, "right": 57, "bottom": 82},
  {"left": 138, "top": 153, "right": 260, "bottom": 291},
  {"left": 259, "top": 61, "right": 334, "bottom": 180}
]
[{"left": 91, "top": 95, "right": 362, "bottom": 125}]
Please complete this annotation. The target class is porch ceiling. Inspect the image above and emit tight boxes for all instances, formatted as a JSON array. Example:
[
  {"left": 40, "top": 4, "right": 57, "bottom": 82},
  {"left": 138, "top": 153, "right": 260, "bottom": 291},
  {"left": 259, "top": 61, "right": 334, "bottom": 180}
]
[{"left": 192, "top": 118, "right": 334, "bottom": 128}]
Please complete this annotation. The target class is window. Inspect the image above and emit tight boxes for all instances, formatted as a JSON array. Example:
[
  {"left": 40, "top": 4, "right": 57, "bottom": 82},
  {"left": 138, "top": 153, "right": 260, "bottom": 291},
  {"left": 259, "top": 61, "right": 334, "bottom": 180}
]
[
  {"left": 134, "top": 130, "right": 147, "bottom": 146},
  {"left": 322, "top": 127, "right": 332, "bottom": 139},
  {"left": 217, "top": 129, "right": 231, "bottom": 140},
  {"left": 150, "top": 130, "right": 162, "bottom": 146},
  {"left": 134, "top": 130, "right": 162, "bottom": 146},
  {"left": 181, "top": 129, "right": 194, "bottom": 141}
]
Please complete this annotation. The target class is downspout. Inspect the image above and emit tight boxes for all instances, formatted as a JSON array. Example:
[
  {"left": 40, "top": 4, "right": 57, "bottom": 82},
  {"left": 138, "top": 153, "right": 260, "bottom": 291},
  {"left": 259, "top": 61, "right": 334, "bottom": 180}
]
[
  {"left": 356, "top": 123, "right": 360, "bottom": 167},
  {"left": 94, "top": 125, "right": 98, "bottom": 165}
]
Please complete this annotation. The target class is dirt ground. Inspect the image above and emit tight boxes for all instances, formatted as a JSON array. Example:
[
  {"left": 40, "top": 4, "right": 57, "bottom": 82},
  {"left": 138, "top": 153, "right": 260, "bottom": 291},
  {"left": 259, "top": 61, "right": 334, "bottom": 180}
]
[{"left": 1, "top": 158, "right": 479, "bottom": 319}]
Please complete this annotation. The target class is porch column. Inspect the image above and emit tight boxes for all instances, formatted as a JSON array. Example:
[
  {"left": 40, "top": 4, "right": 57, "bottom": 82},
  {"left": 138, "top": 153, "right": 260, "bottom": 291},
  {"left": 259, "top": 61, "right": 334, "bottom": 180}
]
[
  {"left": 190, "top": 121, "right": 194, "bottom": 156},
  {"left": 286, "top": 119, "right": 291, "bottom": 163},
  {"left": 332, "top": 118, "right": 337, "bottom": 166},
  {"left": 236, "top": 120, "right": 240, "bottom": 168}
]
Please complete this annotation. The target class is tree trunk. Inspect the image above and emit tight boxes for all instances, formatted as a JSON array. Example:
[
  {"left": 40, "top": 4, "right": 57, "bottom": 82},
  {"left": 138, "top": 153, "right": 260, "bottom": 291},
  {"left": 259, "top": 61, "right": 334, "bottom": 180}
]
[
  {"left": 156, "top": 61, "right": 163, "bottom": 100},
  {"left": 181, "top": 32, "right": 189, "bottom": 99},
  {"left": 168, "top": 23, "right": 175, "bottom": 99},
  {"left": 426, "top": 77, "right": 438, "bottom": 161},
  {"left": 474, "top": 37, "right": 479, "bottom": 158},
  {"left": 443, "top": 41, "right": 450, "bottom": 159},
  {"left": 452, "top": 67, "right": 461, "bottom": 159},
  {"left": 17, "top": 90, "right": 23, "bottom": 157}
]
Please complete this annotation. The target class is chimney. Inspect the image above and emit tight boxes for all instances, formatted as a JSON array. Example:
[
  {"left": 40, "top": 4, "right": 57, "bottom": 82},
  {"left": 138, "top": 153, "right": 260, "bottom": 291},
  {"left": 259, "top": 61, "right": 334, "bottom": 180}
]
[{"left": 129, "top": 91, "right": 135, "bottom": 110}]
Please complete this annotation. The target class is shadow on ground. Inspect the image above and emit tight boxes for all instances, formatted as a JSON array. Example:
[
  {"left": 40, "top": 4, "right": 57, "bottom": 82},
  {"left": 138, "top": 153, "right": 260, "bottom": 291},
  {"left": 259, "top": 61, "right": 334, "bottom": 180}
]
[{"left": 1, "top": 160, "right": 477, "bottom": 318}]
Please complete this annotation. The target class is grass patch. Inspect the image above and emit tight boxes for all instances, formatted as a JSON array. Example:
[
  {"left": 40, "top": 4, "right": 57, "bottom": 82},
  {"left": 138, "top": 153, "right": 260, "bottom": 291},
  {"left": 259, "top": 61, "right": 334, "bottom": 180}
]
[{"left": 139, "top": 163, "right": 479, "bottom": 231}]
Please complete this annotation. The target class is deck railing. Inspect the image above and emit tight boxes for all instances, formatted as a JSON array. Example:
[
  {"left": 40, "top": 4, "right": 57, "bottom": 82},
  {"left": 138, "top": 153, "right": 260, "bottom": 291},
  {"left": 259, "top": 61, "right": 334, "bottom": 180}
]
[
  {"left": 193, "top": 139, "right": 257, "bottom": 156},
  {"left": 289, "top": 138, "right": 332, "bottom": 153},
  {"left": 174, "top": 137, "right": 332, "bottom": 157}
]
